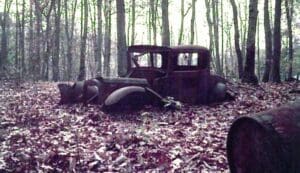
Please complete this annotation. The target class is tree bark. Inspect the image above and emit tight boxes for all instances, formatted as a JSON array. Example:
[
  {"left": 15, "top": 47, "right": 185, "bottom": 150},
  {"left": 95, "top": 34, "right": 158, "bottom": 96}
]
[
  {"left": 20, "top": 0, "right": 26, "bottom": 76},
  {"left": 190, "top": 0, "right": 196, "bottom": 45},
  {"left": 64, "top": 0, "right": 77, "bottom": 80},
  {"left": 0, "top": 0, "right": 12, "bottom": 68},
  {"left": 52, "top": 0, "right": 61, "bottom": 81},
  {"left": 212, "top": 0, "right": 222, "bottom": 75},
  {"left": 205, "top": 0, "right": 214, "bottom": 57},
  {"left": 230, "top": 0, "right": 243, "bottom": 79},
  {"left": 270, "top": 0, "right": 282, "bottom": 83},
  {"left": 116, "top": 0, "right": 127, "bottom": 76},
  {"left": 262, "top": 0, "right": 273, "bottom": 82},
  {"left": 178, "top": 0, "right": 185, "bottom": 45},
  {"left": 103, "top": 0, "right": 111, "bottom": 77},
  {"left": 285, "top": 0, "right": 294, "bottom": 80},
  {"left": 96, "top": 0, "right": 102, "bottom": 75},
  {"left": 34, "top": 0, "right": 42, "bottom": 80},
  {"left": 150, "top": 0, "right": 158, "bottom": 45},
  {"left": 78, "top": 0, "right": 88, "bottom": 80},
  {"left": 131, "top": 0, "right": 135, "bottom": 45},
  {"left": 161, "top": 0, "right": 170, "bottom": 46},
  {"left": 242, "top": 0, "right": 259, "bottom": 85}
]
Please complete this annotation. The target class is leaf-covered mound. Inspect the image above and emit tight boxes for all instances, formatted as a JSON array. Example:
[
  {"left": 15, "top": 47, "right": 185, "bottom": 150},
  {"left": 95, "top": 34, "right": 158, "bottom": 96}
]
[{"left": 0, "top": 81, "right": 298, "bottom": 172}]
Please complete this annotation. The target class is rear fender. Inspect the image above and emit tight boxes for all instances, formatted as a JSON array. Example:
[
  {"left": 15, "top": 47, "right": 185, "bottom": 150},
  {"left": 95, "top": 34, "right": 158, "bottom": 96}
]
[{"left": 103, "top": 86, "right": 163, "bottom": 112}]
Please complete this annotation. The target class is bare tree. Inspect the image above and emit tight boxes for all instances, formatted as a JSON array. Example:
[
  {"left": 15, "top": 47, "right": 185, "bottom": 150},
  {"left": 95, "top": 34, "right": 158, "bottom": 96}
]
[
  {"left": 78, "top": 0, "right": 88, "bottom": 80},
  {"left": 161, "top": 0, "right": 170, "bottom": 46},
  {"left": 242, "top": 0, "right": 259, "bottom": 84},
  {"left": 262, "top": 0, "right": 273, "bottom": 82},
  {"left": 0, "top": 0, "right": 13, "bottom": 68},
  {"left": 116, "top": 0, "right": 127, "bottom": 76},
  {"left": 190, "top": 0, "right": 196, "bottom": 45},
  {"left": 230, "top": 0, "right": 243, "bottom": 78},
  {"left": 103, "top": 0, "right": 112, "bottom": 76},
  {"left": 205, "top": 0, "right": 213, "bottom": 54},
  {"left": 96, "top": 0, "right": 102, "bottom": 75},
  {"left": 53, "top": 0, "right": 61, "bottom": 81},
  {"left": 212, "top": 0, "right": 222, "bottom": 75},
  {"left": 285, "top": 0, "right": 294, "bottom": 80},
  {"left": 270, "top": 0, "right": 282, "bottom": 83}
]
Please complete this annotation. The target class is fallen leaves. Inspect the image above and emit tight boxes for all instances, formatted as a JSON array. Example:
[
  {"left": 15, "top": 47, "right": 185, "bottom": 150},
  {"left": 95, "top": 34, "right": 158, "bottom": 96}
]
[{"left": 0, "top": 80, "right": 298, "bottom": 172}]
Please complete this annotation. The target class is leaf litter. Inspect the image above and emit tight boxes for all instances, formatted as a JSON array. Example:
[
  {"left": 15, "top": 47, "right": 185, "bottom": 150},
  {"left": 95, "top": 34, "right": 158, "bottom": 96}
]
[{"left": 0, "top": 80, "right": 298, "bottom": 172}]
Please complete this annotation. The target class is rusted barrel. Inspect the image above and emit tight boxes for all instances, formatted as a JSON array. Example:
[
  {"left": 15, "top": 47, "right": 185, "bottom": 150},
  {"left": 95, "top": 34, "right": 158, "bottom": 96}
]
[{"left": 227, "top": 101, "right": 300, "bottom": 173}]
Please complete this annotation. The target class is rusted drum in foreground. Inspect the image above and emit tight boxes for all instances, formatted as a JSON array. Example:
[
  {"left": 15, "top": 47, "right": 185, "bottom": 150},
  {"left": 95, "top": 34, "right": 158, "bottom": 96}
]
[{"left": 226, "top": 101, "right": 300, "bottom": 173}]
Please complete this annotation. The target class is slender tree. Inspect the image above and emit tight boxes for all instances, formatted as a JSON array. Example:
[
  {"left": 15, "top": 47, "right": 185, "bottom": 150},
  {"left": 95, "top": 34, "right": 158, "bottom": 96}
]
[
  {"left": 190, "top": 0, "right": 196, "bottom": 45},
  {"left": 33, "top": 0, "right": 43, "bottom": 80},
  {"left": 103, "top": 0, "right": 112, "bottom": 76},
  {"left": 242, "top": 0, "right": 259, "bottom": 84},
  {"left": 205, "top": 0, "right": 214, "bottom": 54},
  {"left": 262, "top": 0, "right": 273, "bottom": 82},
  {"left": 161, "top": 0, "right": 170, "bottom": 46},
  {"left": 0, "top": 0, "right": 13, "bottom": 68},
  {"left": 53, "top": 0, "right": 61, "bottom": 81},
  {"left": 130, "top": 0, "right": 136, "bottom": 45},
  {"left": 230, "top": 0, "right": 243, "bottom": 78},
  {"left": 15, "top": 0, "right": 20, "bottom": 71},
  {"left": 96, "top": 0, "right": 102, "bottom": 75},
  {"left": 150, "top": 0, "right": 159, "bottom": 45},
  {"left": 64, "top": 0, "right": 77, "bottom": 80},
  {"left": 116, "top": 0, "right": 127, "bottom": 76},
  {"left": 212, "top": 0, "right": 222, "bottom": 75},
  {"left": 178, "top": 0, "right": 191, "bottom": 45},
  {"left": 20, "top": 0, "right": 26, "bottom": 76},
  {"left": 270, "top": 0, "right": 282, "bottom": 83},
  {"left": 78, "top": 0, "right": 88, "bottom": 80},
  {"left": 285, "top": 0, "right": 294, "bottom": 80}
]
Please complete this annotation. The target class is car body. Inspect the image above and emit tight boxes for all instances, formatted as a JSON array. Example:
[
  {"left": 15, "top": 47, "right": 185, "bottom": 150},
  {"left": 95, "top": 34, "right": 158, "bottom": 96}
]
[{"left": 58, "top": 45, "right": 229, "bottom": 106}]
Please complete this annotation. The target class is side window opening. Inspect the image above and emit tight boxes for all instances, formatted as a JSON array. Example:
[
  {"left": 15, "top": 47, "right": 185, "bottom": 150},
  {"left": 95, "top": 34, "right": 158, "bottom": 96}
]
[
  {"left": 177, "top": 53, "right": 198, "bottom": 66},
  {"left": 131, "top": 52, "right": 163, "bottom": 68}
]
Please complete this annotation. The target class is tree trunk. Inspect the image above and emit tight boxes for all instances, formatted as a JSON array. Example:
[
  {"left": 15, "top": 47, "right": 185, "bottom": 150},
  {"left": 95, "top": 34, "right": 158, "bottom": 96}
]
[
  {"left": 96, "top": 0, "right": 102, "bottom": 75},
  {"left": 53, "top": 0, "right": 61, "bottom": 81},
  {"left": 285, "top": 0, "right": 294, "bottom": 80},
  {"left": 150, "top": 0, "right": 158, "bottom": 45},
  {"left": 28, "top": 0, "right": 34, "bottom": 78},
  {"left": 227, "top": 101, "right": 300, "bottom": 173},
  {"left": 78, "top": 0, "right": 88, "bottom": 80},
  {"left": 256, "top": 17, "right": 261, "bottom": 80},
  {"left": 190, "top": 0, "right": 196, "bottom": 45},
  {"left": 34, "top": 0, "right": 42, "bottom": 80},
  {"left": 116, "top": 0, "right": 127, "bottom": 76},
  {"left": 0, "top": 0, "right": 12, "bottom": 68},
  {"left": 130, "top": 0, "right": 135, "bottom": 45},
  {"left": 262, "top": 0, "right": 273, "bottom": 82},
  {"left": 15, "top": 0, "right": 20, "bottom": 73},
  {"left": 20, "top": 0, "right": 26, "bottom": 77},
  {"left": 178, "top": 0, "right": 185, "bottom": 45},
  {"left": 212, "top": 0, "right": 222, "bottom": 75},
  {"left": 161, "top": 0, "right": 170, "bottom": 46},
  {"left": 230, "top": 0, "right": 243, "bottom": 79},
  {"left": 103, "top": 0, "right": 111, "bottom": 77},
  {"left": 205, "top": 0, "right": 214, "bottom": 57},
  {"left": 242, "top": 0, "right": 259, "bottom": 85},
  {"left": 270, "top": 0, "right": 282, "bottom": 83}
]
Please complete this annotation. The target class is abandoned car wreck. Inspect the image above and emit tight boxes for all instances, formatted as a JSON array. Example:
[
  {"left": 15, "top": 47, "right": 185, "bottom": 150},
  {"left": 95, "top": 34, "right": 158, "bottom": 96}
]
[{"left": 58, "top": 45, "right": 233, "bottom": 112}]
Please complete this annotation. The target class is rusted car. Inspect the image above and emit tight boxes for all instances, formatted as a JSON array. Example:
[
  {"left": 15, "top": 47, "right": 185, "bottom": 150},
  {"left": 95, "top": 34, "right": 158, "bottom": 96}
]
[{"left": 58, "top": 45, "right": 231, "bottom": 109}]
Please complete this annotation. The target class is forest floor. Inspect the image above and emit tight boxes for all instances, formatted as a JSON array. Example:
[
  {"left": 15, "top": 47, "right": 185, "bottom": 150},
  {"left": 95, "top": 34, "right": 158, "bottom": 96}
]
[{"left": 0, "top": 80, "right": 299, "bottom": 172}]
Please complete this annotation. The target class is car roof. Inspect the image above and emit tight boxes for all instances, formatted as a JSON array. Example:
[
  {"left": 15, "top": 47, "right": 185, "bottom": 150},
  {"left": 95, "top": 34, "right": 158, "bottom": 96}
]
[
  {"left": 171, "top": 45, "right": 209, "bottom": 53},
  {"left": 128, "top": 45, "right": 172, "bottom": 52}
]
